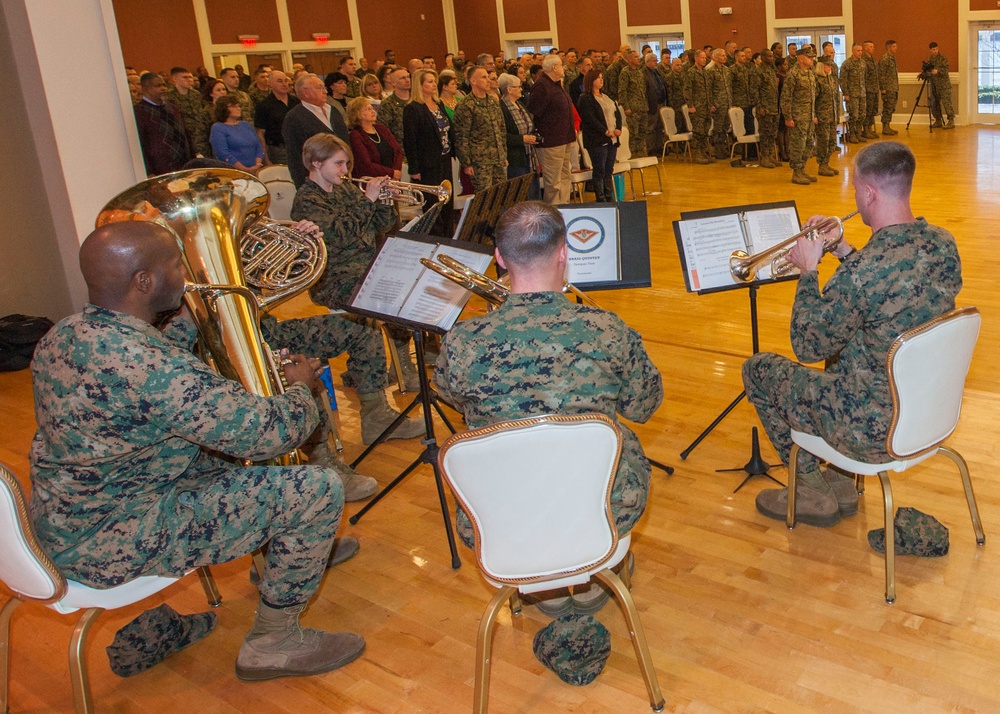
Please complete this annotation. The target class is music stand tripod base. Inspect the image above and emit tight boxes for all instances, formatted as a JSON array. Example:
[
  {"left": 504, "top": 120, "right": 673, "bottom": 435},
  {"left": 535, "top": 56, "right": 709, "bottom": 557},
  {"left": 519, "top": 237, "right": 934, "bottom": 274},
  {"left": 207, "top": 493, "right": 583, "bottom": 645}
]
[{"left": 715, "top": 426, "right": 785, "bottom": 493}]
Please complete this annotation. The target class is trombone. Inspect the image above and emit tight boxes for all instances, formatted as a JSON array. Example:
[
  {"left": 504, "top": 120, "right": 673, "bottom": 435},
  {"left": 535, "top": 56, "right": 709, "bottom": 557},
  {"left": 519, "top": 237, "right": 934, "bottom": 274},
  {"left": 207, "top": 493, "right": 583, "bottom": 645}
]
[
  {"left": 350, "top": 176, "right": 451, "bottom": 206},
  {"left": 729, "top": 211, "right": 859, "bottom": 282}
]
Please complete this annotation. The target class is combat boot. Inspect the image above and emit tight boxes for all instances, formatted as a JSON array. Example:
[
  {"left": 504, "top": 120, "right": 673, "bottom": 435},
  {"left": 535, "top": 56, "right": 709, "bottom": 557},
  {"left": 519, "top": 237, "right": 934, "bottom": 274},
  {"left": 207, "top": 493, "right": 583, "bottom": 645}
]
[
  {"left": 930, "top": 119, "right": 943, "bottom": 129},
  {"left": 801, "top": 167, "right": 818, "bottom": 182},
  {"left": 236, "top": 600, "right": 365, "bottom": 681},
  {"left": 882, "top": 124, "right": 898, "bottom": 136},
  {"left": 759, "top": 155, "right": 777, "bottom": 169},
  {"left": 863, "top": 125, "right": 878, "bottom": 140},
  {"left": 392, "top": 339, "right": 421, "bottom": 392},
  {"left": 305, "top": 442, "right": 377, "bottom": 502},
  {"left": 693, "top": 152, "right": 712, "bottom": 165},
  {"left": 855, "top": 128, "right": 868, "bottom": 143},
  {"left": 944, "top": 118, "right": 955, "bottom": 130},
  {"left": 821, "top": 465, "right": 859, "bottom": 517},
  {"left": 846, "top": 132, "right": 858, "bottom": 144},
  {"left": 755, "top": 479, "right": 840, "bottom": 528},
  {"left": 817, "top": 164, "right": 838, "bottom": 177},
  {"left": 791, "top": 169, "right": 811, "bottom": 185},
  {"left": 358, "top": 390, "right": 425, "bottom": 445}
]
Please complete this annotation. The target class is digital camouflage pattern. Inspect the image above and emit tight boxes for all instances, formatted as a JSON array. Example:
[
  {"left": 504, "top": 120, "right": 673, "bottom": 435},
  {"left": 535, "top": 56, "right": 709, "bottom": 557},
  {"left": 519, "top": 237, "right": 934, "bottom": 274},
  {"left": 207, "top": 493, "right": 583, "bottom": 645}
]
[
  {"left": 106, "top": 604, "right": 216, "bottom": 677},
  {"left": 744, "top": 219, "right": 962, "bottom": 478},
  {"left": 248, "top": 83, "right": 271, "bottom": 109},
  {"left": 663, "top": 69, "right": 686, "bottom": 117},
  {"left": 604, "top": 56, "right": 627, "bottom": 100},
  {"left": 814, "top": 67, "right": 841, "bottom": 165},
  {"left": 729, "top": 62, "right": 752, "bottom": 108},
  {"left": 452, "top": 94, "right": 508, "bottom": 193},
  {"left": 928, "top": 53, "right": 954, "bottom": 120},
  {"left": 683, "top": 65, "right": 712, "bottom": 156},
  {"left": 706, "top": 63, "right": 732, "bottom": 157},
  {"left": 878, "top": 52, "right": 899, "bottom": 127},
  {"left": 532, "top": 612, "right": 611, "bottom": 686},
  {"left": 753, "top": 63, "right": 780, "bottom": 161},
  {"left": 29, "top": 306, "right": 344, "bottom": 607},
  {"left": 617, "top": 64, "right": 649, "bottom": 157},
  {"left": 868, "top": 507, "right": 950, "bottom": 556},
  {"left": 840, "top": 55, "right": 867, "bottom": 136},
  {"left": 863, "top": 51, "right": 880, "bottom": 127},
  {"left": 434, "top": 292, "right": 663, "bottom": 548},
  {"left": 346, "top": 76, "right": 362, "bottom": 99},
  {"left": 780, "top": 64, "right": 816, "bottom": 170},
  {"left": 376, "top": 93, "right": 407, "bottom": 150},
  {"left": 165, "top": 87, "right": 211, "bottom": 157},
  {"left": 290, "top": 179, "right": 396, "bottom": 310}
]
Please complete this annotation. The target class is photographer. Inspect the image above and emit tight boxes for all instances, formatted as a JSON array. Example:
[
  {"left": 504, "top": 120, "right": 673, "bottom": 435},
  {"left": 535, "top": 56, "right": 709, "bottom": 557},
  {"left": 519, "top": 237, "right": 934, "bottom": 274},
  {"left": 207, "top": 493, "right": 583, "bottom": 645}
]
[{"left": 927, "top": 43, "right": 955, "bottom": 128}]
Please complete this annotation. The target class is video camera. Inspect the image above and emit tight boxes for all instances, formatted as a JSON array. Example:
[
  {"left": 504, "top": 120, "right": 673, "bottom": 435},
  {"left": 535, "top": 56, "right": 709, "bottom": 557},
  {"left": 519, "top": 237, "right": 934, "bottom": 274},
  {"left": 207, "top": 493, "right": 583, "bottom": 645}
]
[{"left": 919, "top": 60, "right": 935, "bottom": 80}]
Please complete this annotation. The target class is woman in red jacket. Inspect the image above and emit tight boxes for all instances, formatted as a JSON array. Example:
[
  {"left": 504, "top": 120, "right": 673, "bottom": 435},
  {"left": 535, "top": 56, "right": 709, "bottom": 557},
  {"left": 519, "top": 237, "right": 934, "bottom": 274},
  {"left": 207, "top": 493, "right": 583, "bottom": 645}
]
[{"left": 346, "top": 97, "right": 403, "bottom": 180}]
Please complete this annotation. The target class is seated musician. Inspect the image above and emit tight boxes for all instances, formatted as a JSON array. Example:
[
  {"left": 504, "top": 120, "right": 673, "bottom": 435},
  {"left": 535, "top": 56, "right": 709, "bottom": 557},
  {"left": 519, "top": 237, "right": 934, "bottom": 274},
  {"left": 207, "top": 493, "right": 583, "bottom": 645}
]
[
  {"left": 434, "top": 201, "right": 664, "bottom": 615},
  {"left": 745, "top": 141, "right": 962, "bottom": 526},
  {"left": 30, "top": 221, "right": 364, "bottom": 681}
]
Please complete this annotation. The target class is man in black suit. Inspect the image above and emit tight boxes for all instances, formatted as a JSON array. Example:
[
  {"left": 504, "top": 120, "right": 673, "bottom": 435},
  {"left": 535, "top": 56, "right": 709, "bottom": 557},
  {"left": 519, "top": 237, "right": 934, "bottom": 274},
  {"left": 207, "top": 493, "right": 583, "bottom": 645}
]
[{"left": 282, "top": 74, "right": 349, "bottom": 187}]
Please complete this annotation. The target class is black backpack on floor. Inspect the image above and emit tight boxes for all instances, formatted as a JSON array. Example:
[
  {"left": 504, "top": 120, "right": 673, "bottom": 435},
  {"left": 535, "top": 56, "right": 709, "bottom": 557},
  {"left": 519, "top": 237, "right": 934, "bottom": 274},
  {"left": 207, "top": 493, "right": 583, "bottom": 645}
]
[{"left": 0, "top": 314, "right": 54, "bottom": 372}]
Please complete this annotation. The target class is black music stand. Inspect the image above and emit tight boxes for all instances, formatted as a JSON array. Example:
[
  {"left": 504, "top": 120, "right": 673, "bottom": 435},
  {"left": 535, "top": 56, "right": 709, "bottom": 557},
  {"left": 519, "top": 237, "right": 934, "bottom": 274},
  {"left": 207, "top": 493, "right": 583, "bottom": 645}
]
[
  {"left": 344, "top": 232, "right": 494, "bottom": 569},
  {"left": 673, "top": 201, "right": 802, "bottom": 491}
]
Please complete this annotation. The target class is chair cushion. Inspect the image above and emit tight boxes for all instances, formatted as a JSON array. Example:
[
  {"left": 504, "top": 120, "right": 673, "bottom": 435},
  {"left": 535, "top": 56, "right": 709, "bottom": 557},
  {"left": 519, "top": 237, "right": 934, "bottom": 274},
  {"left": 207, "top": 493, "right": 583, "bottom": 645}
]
[
  {"left": 52, "top": 574, "right": 184, "bottom": 614},
  {"left": 790, "top": 430, "right": 938, "bottom": 476},
  {"left": 533, "top": 612, "right": 611, "bottom": 686}
]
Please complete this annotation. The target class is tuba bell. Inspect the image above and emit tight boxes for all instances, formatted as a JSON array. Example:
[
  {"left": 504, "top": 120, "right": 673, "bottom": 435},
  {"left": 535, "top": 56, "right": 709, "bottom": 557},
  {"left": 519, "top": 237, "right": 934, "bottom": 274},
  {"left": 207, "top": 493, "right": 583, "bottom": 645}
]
[{"left": 96, "top": 168, "right": 327, "bottom": 463}]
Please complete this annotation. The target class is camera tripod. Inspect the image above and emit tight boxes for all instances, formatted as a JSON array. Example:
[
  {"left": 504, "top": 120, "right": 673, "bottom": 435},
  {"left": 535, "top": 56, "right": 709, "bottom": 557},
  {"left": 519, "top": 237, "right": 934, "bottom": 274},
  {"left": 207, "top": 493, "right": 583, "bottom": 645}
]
[{"left": 907, "top": 76, "right": 936, "bottom": 132}]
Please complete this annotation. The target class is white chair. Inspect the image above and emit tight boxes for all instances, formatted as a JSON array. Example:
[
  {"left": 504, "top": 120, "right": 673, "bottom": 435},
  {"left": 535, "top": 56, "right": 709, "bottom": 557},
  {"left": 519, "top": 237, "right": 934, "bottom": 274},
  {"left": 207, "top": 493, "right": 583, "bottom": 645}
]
[
  {"left": 571, "top": 133, "right": 594, "bottom": 202},
  {"left": 728, "top": 107, "right": 759, "bottom": 161},
  {"left": 786, "top": 307, "right": 986, "bottom": 604},
  {"left": 0, "top": 462, "right": 221, "bottom": 713},
  {"left": 451, "top": 157, "right": 472, "bottom": 211},
  {"left": 439, "top": 414, "right": 665, "bottom": 713},
  {"left": 659, "top": 106, "right": 692, "bottom": 161},
  {"left": 257, "top": 164, "right": 295, "bottom": 221},
  {"left": 624, "top": 118, "right": 663, "bottom": 196},
  {"left": 612, "top": 122, "right": 635, "bottom": 199}
]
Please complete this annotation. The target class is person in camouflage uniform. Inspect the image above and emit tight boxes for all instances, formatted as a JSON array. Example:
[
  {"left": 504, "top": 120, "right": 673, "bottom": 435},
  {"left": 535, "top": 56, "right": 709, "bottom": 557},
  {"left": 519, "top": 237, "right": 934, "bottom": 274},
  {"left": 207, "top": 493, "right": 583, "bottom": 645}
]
[
  {"left": 453, "top": 66, "right": 507, "bottom": 193},
  {"left": 604, "top": 44, "right": 631, "bottom": 100},
  {"left": 664, "top": 57, "right": 687, "bottom": 119},
  {"left": 376, "top": 66, "right": 410, "bottom": 151},
  {"left": 729, "top": 49, "right": 756, "bottom": 163},
  {"left": 927, "top": 42, "right": 955, "bottom": 129},
  {"left": 821, "top": 41, "right": 839, "bottom": 83},
  {"left": 617, "top": 50, "right": 649, "bottom": 158},
  {"left": 814, "top": 57, "right": 842, "bottom": 176},
  {"left": 684, "top": 50, "right": 713, "bottom": 164},
  {"left": 752, "top": 49, "right": 781, "bottom": 168},
  {"left": 435, "top": 201, "right": 663, "bottom": 614},
  {"left": 30, "top": 221, "right": 366, "bottom": 682},
  {"left": 340, "top": 56, "right": 362, "bottom": 98},
  {"left": 745, "top": 142, "right": 962, "bottom": 527},
  {"left": 247, "top": 65, "right": 272, "bottom": 109},
  {"left": 707, "top": 49, "right": 732, "bottom": 159},
  {"left": 862, "top": 41, "right": 880, "bottom": 139},
  {"left": 220, "top": 67, "right": 255, "bottom": 124},
  {"left": 840, "top": 44, "right": 867, "bottom": 143},
  {"left": 878, "top": 40, "right": 899, "bottom": 135},
  {"left": 165, "top": 67, "right": 212, "bottom": 157},
  {"left": 563, "top": 49, "right": 580, "bottom": 92},
  {"left": 781, "top": 47, "right": 818, "bottom": 185}
]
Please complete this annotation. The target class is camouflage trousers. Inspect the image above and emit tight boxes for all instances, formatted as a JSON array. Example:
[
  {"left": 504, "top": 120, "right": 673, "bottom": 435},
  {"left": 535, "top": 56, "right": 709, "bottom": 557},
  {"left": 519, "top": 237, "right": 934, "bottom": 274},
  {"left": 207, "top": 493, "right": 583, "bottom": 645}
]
[
  {"left": 690, "top": 110, "right": 711, "bottom": 155},
  {"left": 625, "top": 111, "right": 649, "bottom": 157},
  {"left": 846, "top": 94, "right": 866, "bottom": 134},
  {"left": 470, "top": 163, "right": 508, "bottom": 194},
  {"left": 881, "top": 91, "right": 898, "bottom": 126},
  {"left": 787, "top": 121, "right": 815, "bottom": 170},
  {"left": 758, "top": 113, "right": 779, "bottom": 160},
  {"left": 865, "top": 91, "right": 880, "bottom": 125},
  {"left": 743, "top": 353, "right": 889, "bottom": 477},
  {"left": 710, "top": 108, "right": 731, "bottom": 157},
  {"left": 815, "top": 120, "right": 837, "bottom": 165},
  {"left": 143, "top": 455, "right": 342, "bottom": 608},
  {"left": 931, "top": 82, "right": 954, "bottom": 120},
  {"left": 261, "top": 313, "right": 388, "bottom": 394}
]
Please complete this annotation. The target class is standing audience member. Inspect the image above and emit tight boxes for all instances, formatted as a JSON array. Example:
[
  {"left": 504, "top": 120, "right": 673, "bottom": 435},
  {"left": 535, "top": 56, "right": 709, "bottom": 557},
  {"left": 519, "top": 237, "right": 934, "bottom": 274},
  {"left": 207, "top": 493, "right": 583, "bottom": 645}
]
[
  {"left": 376, "top": 66, "right": 411, "bottom": 153},
  {"left": 134, "top": 72, "right": 191, "bottom": 176},
  {"left": 360, "top": 74, "right": 384, "bottom": 105},
  {"left": 255, "top": 71, "right": 300, "bottom": 165},
  {"left": 220, "top": 67, "right": 255, "bottom": 123},
  {"left": 347, "top": 97, "right": 403, "bottom": 180},
  {"left": 340, "top": 56, "right": 362, "bottom": 98},
  {"left": 753, "top": 49, "right": 781, "bottom": 168},
  {"left": 840, "top": 44, "right": 867, "bottom": 144},
  {"left": 453, "top": 66, "right": 507, "bottom": 194},
  {"left": 166, "top": 67, "right": 210, "bottom": 158},
  {"left": 707, "top": 49, "right": 732, "bottom": 160},
  {"left": 403, "top": 68, "right": 455, "bottom": 236},
  {"left": 567, "top": 55, "right": 592, "bottom": 105},
  {"left": 782, "top": 47, "right": 819, "bottom": 185},
  {"left": 282, "top": 74, "right": 350, "bottom": 187},
  {"left": 878, "top": 40, "right": 899, "bottom": 135},
  {"left": 814, "top": 57, "right": 842, "bottom": 176},
  {"left": 730, "top": 50, "right": 757, "bottom": 162},
  {"left": 617, "top": 50, "right": 648, "bottom": 158},
  {"left": 497, "top": 73, "right": 540, "bottom": 200},
  {"left": 439, "top": 73, "right": 461, "bottom": 120},
  {"left": 643, "top": 52, "right": 667, "bottom": 157},
  {"left": 685, "top": 50, "right": 713, "bottom": 164},
  {"left": 325, "top": 72, "right": 350, "bottom": 122},
  {"left": 577, "top": 69, "right": 622, "bottom": 202},
  {"left": 210, "top": 95, "right": 264, "bottom": 174},
  {"left": 526, "top": 55, "right": 576, "bottom": 204},
  {"left": 248, "top": 65, "right": 272, "bottom": 109},
  {"left": 861, "top": 41, "right": 880, "bottom": 139}
]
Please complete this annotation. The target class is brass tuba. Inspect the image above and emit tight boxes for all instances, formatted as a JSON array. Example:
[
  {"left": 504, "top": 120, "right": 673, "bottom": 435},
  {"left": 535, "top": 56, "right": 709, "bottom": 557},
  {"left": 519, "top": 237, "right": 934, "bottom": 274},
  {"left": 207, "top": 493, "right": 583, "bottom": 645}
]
[{"left": 96, "top": 169, "right": 327, "bottom": 463}]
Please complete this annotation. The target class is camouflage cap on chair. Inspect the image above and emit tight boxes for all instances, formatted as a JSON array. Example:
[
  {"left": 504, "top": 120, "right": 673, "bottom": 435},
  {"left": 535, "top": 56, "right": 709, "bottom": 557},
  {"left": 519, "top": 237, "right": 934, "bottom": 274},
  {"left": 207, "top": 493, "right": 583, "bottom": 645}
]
[
  {"left": 532, "top": 612, "right": 611, "bottom": 686},
  {"left": 106, "top": 604, "right": 217, "bottom": 677},
  {"left": 868, "top": 507, "right": 950, "bottom": 557}
]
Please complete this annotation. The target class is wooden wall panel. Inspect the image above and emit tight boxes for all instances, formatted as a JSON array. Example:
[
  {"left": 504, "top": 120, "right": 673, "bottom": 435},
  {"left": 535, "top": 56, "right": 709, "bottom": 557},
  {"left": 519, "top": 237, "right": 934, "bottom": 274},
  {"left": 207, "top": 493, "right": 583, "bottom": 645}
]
[
  {"left": 286, "top": 0, "right": 352, "bottom": 43},
  {"left": 852, "top": 0, "right": 959, "bottom": 72},
  {"left": 454, "top": 0, "right": 501, "bottom": 56},
  {"left": 689, "top": 0, "right": 767, "bottom": 52},
  {"left": 205, "top": 0, "right": 281, "bottom": 44},
  {"left": 502, "top": 0, "right": 549, "bottom": 35},
  {"left": 111, "top": 0, "right": 203, "bottom": 73},
  {"left": 554, "top": 0, "right": 620, "bottom": 55},
  {"left": 357, "top": 0, "right": 447, "bottom": 64},
  {"left": 969, "top": 0, "right": 997, "bottom": 9},
  {"left": 626, "top": 0, "right": 682, "bottom": 27},
  {"left": 775, "top": 0, "right": 842, "bottom": 19}
]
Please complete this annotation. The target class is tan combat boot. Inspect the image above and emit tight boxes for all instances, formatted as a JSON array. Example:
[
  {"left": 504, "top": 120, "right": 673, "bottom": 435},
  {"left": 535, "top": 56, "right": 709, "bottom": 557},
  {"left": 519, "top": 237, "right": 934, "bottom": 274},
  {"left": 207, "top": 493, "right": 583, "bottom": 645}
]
[
  {"left": 882, "top": 124, "right": 898, "bottom": 136},
  {"left": 755, "top": 477, "right": 840, "bottom": 527},
  {"left": 236, "top": 600, "right": 365, "bottom": 681},
  {"left": 305, "top": 441, "right": 377, "bottom": 502},
  {"left": 358, "top": 390, "right": 425, "bottom": 445},
  {"left": 791, "top": 169, "right": 811, "bottom": 185},
  {"left": 817, "top": 164, "right": 838, "bottom": 176}
]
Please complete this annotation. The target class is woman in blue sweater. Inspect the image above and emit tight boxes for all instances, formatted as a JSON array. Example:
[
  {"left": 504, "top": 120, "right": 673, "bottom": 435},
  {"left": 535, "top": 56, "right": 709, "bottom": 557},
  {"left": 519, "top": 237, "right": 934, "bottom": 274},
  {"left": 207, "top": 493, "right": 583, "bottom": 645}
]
[{"left": 209, "top": 95, "right": 264, "bottom": 174}]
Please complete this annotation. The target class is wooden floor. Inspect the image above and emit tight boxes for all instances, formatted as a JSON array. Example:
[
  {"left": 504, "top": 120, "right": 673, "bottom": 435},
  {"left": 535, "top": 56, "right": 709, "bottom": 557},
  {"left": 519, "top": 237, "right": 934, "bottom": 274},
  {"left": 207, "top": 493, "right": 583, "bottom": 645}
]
[{"left": 2, "top": 126, "right": 1000, "bottom": 713}]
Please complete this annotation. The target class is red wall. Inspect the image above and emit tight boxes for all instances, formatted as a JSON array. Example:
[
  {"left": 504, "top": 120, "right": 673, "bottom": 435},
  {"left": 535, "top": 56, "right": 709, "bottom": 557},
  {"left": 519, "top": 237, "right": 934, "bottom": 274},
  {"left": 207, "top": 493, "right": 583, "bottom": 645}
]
[
  {"left": 356, "top": 0, "right": 448, "bottom": 63},
  {"left": 970, "top": 0, "right": 996, "bottom": 9},
  {"left": 689, "top": 0, "right": 767, "bottom": 51},
  {"left": 775, "top": 0, "right": 841, "bottom": 19},
  {"left": 555, "top": 0, "right": 620, "bottom": 55},
  {"left": 502, "top": 0, "right": 548, "bottom": 35},
  {"left": 205, "top": 0, "right": 281, "bottom": 44},
  {"left": 112, "top": 0, "right": 203, "bottom": 73},
  {"left": 454, "top": 0, "right": 501, "bottom": 57},
  {"left": 852, "top": 0, "right": 959, "bottom": 71},
  {"left": 626, "top": 0, "right": 682, "bottom": 27},
  {"left": 287, "top": 0, "right": 352, "bottom": 43}
]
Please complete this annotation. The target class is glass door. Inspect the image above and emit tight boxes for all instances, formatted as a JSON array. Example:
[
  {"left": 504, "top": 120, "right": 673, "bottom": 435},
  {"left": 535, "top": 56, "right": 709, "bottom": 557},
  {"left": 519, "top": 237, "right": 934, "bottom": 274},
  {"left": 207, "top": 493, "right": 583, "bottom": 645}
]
[
  {"left": 972, "top": 24, "right": 1000, "bottom": 123},
  {"left": 780, "top": 28, "right": 845, "bottom": 66}
]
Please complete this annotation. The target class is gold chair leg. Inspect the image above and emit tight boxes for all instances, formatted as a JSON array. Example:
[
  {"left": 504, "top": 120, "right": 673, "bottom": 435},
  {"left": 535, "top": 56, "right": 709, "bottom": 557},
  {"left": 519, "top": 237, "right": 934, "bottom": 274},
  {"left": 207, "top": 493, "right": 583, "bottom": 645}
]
[
  {"left": 474, "top": 586, "right": 516, "bottom": 714},
  {"left": 0, "top": 598, "right": 21, "bottom": 714},
  {"left": 786, "top": 444, "right": 800, "bottom": 529},
  {"left": 939, "top": 446, "right": 986, "bottom": 545},
  {"left": 593, "top": 569, "right": 664, "bottom": 712},
  {"left": 197, "top": 566, "right": 222, "bottom": 607},
  {"left": 876, "top": 471, "right": 895, "bottom": 604},
  {"left": 855, "top": 474, "right": 865, "bottom": 495},
  {"left": 616, "top": 550, "right": 634, "bottom": 591},
  {"left": 69, "top": 608, "right": 103, "bottom": 714},
  {"left": 508, "top": 591, "right": 522, "bottom": 616}
]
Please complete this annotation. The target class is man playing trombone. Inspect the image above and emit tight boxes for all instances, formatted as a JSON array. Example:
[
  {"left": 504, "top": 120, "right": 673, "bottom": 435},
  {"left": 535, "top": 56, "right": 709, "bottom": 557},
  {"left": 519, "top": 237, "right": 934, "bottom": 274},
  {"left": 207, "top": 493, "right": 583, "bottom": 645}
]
[{"left": 744, "top": 141, "right": 962, "bottom": 527}]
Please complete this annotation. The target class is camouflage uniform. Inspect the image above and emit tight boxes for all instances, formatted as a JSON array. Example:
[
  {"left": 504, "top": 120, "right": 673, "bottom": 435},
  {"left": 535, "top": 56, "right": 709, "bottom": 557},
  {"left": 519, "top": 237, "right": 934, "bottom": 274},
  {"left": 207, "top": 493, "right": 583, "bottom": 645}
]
[
  {"left": 707, "top": 63, "right": 732, "bottom": 158},
  {"left": 752, "top": 63, "right": 780, "bottom": 162},
  {"left": 452, "top": 94, "right": 507, "bottom": 193},
  {"left": 231, "top": 87, "right": 256, "bottom": 124},
  {"left": 617, "top": 64, "right": 649, "bottom": 158},
  {"left": 664, "top": 69, "right": 686, "bottom": 116},
  {"left": 814, "top": 65, "right": 841, "bottom": 167},
  {"left": 290, "top": 179, "right": 396, "bottom": 310},
  {"left": 684, "top": 65, "right": 712, "bottom": 158},
  {"left": 563, "top": 66, "right": 580, "bottom": 93},
  {"left": 863, "top": 51, "right": 879, "bottom": 132},
  {"left": 744, "top": 219, "right": 961, "bottom": 477},
  {"left": 781, "top": 63, "right": 816, "bottom": 172},
  {"left": 346, "top": 76, "right": 362, "bottom": 99},
  {"left": 376, "top": 93, "right": 406, "bottom": 149},
  {"left": 839, "top": 55, "right": 867, "bottom": 140},
  {"left": 928, "top": 53, "right": 954, "bottom": 122},
  {"left": 604, "top": 57, "right": 627, "bottom": 100},
  {"left": 29, "top": 306, "right": 343, "bottom": 608},
  {"left": 165, "top": 87, "right": 211, "bottom": 157},
  {"left": 878, "top": 52, "right": 899, "bottom": 130},
  {"left": 248, "top": 83, "right": 271, "bottom": 110},
  {"left": 434, "top": 292, "right": 663, "bottom": 548}
]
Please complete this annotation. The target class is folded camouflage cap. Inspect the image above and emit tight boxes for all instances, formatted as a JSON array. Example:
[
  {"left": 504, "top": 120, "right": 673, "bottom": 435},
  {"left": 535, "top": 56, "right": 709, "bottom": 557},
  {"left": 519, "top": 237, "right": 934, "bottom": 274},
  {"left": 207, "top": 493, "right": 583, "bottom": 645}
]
[
  {"left": 532, "top": 612, "right": 611, "bottom": 686},
  {"left": 868, "top": 507, "right": 949, "bottom": 557},
  {"left": 106, "top": 604, "right": 217, "bottom": 677}
]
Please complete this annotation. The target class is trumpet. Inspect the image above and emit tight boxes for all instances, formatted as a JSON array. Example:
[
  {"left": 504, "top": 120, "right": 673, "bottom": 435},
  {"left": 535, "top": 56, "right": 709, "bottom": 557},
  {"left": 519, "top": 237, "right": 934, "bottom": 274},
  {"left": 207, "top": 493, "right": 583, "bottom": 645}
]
[
  {"left": 729, "top": 211, "right": 859, "bottom": 282},
  {"left": 350, "top": 176, "right": 451, "bottom": 206}
]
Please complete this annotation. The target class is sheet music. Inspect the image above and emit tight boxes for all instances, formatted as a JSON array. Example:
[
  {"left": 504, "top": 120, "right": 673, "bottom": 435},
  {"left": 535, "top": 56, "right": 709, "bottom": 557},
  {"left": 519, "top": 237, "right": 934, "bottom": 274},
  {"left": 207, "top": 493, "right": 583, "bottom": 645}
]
[
  {"left": 397, "top": 245, "right": 492, "bottom": 326},
  {"left": 677, "top": 214, "right": 747, "bottom": 291},
  {"left": 744, "top": 207, "right": 799, "bottom": 252},
  {"left": 351, "top": 236, "right": 436, "bottom": 315}
]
